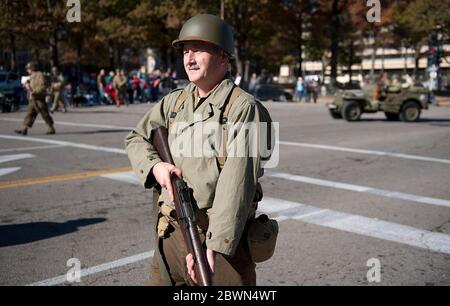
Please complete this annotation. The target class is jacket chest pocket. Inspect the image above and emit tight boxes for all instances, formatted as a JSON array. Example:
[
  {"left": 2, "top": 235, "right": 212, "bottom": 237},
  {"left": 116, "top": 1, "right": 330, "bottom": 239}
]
[{"left": 169, "top": 104, "right": 223, "bottom": 159}]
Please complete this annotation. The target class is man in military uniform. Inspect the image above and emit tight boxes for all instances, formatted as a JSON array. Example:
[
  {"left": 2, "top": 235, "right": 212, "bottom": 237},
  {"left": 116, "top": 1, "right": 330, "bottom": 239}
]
[
  {"left": 97, "top": 69, "right": 108, "bottom": 104},
  {"left": 113, "top": 69, "right": 128, "bottom": 107},
  {"left": 387, "top": 75, "right": 402, "bottom": 93},
  {"left": 125, "top": 14, "right": 270, "bottom": 286},
  {"left": 49, "top": 66, "right": 67, "bottom": 113},
  {"left": 15, "top": 62, "right": 55, "bottom": 136}
]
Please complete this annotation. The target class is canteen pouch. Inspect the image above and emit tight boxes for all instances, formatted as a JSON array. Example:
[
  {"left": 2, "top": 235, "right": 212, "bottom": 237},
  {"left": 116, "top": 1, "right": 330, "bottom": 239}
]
[{"left": 246, "top": 214, "right": 279, "bottom": 263}]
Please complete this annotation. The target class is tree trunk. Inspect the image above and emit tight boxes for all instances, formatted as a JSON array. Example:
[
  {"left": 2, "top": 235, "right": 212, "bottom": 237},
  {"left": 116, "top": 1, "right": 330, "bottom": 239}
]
[
  {"left": 46, "top": 0, "right": 57, "bottom": 68},
  {"left": 109, "top": 45, "right": 115, "bottom": 71},
  {"left": 9, "top": 33, "right": 17, "bottom": 71},
  {"left": 297, "top": 12, "right": 303, "bottom": 77},
  {"left": 220, "top": 0, "right": 225, "bottom": 19},
  {"left": 77, "top": 42, "right": 82, "bottom": 85},
  {"left": 49, "top": 29, "right": 59, "bottom": 68},
  {"left": 403, "top": 50, "right": 408, "bottom": 74},
  {"left": 414, "top": 46, "right": 420, "bottom": 78},
  {"left": 237, "top": 48, "right": 245, "bottom": 78},
  {"left": 330, "top": 0, "right": 340, "bottom": 85},
  {"left": 244, "top": 60, "right": 250, "bottom": 83},
  {"left": 370, "top": 36, "right": 377, "bottom": 80},
  {"left": 117, "top": 47, "right": 122, "bottom": 69},
  {"left": 34, "top": 48, "right": 40, "bottom": 68},
  {"left": 321, "top": 58, "right": 326, "bottom": 82},
  {"left": 348, "top": 40, "right": 353, "bottom": 82},
  {"left": 231, "top": 0, "right": 246, "bottom": 79},
  {"left": 234, "top": 43, "right": 243, "bottom": 77}
]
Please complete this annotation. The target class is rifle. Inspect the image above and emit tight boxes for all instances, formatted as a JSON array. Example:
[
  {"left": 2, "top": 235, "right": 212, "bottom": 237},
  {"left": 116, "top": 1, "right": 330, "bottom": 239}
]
[{"left": 151, "top": 126, "right": 213, "bottom": 286}]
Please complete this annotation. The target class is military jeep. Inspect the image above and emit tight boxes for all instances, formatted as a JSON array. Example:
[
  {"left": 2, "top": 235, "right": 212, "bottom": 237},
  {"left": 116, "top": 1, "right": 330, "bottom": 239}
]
[{"left": 328, "top": 84, "right": 430, "bottom": 122}]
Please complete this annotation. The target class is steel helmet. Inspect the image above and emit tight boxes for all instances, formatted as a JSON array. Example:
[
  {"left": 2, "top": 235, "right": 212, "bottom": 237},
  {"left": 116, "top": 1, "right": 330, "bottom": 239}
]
[
  {"left": 25, "top": 62, "right": 37, "bottom": 71},
  {"left": 172, "top": 14, "right": 234, "bottom": 56}
]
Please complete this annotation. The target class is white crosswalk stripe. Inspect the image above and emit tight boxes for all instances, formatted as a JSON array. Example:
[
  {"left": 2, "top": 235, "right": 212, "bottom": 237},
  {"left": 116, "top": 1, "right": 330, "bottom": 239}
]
[
  {"left": 5, "top": 128, "right": 446, "bottom": 285},
  {"left": 27, "top": 251, "right": 154, "bottom": 286},
  {"left": 30, "top": 170, "right": 450, "bottom": 286},
  {"left": 0, "top": 167, "right": 21, "bottom": 177},
  {"left": 259, "top": 197, "right": 450, "bottom": 255},
  {"left": 0, "top": 153, "right": 35, "bottom": 164},
  {"left": 266, "top": 171, "right": 450, "bottom": 208},
  {"left": 279, "top": 141, "right": 450, "bottom": 165},
  {"left": 103, "top": 171, "right": 450, "bottom": 255}
]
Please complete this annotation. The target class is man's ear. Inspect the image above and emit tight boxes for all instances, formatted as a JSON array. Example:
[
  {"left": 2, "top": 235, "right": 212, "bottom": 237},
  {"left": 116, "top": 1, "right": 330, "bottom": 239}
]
[{"left": 220, "top": 51, "right": 229, "bottom": 65}]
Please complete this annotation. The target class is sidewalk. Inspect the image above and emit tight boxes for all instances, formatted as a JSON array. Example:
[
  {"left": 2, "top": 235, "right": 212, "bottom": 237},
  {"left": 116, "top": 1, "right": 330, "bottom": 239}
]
[
  {"left": 436, "top": 96, "right": 450, "bottom": 107},
  {"left": 295, "top": 96, "right": 333, "bottom": 105}
]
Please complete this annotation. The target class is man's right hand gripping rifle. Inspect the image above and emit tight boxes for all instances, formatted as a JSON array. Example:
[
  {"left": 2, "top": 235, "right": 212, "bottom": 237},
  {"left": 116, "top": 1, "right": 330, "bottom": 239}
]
[{"left": 151, "top": 127, "right": 213, "bottom": 286}]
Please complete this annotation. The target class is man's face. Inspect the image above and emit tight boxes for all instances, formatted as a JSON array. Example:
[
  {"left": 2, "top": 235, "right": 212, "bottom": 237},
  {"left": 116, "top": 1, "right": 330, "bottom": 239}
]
[
  {"left": 183, "top": 41, "right": 224, "bottom": 85},
  {"left": 26, "top": 69, "right": 32, "bottom": 75}
]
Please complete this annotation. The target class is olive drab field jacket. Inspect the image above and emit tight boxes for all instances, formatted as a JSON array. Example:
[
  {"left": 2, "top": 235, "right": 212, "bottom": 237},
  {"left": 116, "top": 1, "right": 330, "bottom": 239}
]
[{"left": 125, "top": 78, "right": 265, "bottom": 256}]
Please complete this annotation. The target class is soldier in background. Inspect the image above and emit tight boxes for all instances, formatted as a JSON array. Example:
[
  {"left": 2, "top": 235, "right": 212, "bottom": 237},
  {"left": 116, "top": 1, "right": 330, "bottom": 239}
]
[
  {"left": 387, "top": 75, "right": 402, "bottom": 93},
  {"left": 14, "top": 62, "right": 55, "bottom": 136},
  {"left": 113, "top": 69, "right": 128, "bottom": 107},
  {"left": 97, "top": 69, "right": 108, "bottom": 104},
  {"left": 49, "top": 66, "right": 67, "bottom": 113},
  {"left": 311, "top": 77, "right": 320, "bottom": 104}
]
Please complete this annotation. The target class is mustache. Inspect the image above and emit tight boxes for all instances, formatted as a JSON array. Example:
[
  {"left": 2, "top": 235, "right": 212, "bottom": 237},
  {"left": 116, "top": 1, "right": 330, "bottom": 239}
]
[{"left": 187, "top": 63, "right": 200, "bottom": 70}]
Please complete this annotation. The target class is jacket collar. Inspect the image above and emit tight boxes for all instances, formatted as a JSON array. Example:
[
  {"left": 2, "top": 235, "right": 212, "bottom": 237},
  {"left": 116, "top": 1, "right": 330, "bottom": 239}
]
[{"left": 186, "top": 78, "right": 235, "bottom": 110}]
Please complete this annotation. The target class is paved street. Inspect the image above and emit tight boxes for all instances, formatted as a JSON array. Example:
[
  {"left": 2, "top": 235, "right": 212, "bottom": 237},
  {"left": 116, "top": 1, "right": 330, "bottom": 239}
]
[{"left": 0, "top": 101, "right": 449, "bottom": 286}]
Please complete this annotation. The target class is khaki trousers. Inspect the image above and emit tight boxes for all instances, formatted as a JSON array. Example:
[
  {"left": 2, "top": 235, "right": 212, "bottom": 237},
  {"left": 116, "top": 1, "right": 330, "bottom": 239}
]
[
  {"left": 23, "top": 97, "right": 54, "bottom": 128},
  {"left": 149, "top": 220, "right": 256, "bottom": 286},
  {"left": 51, "top": 91, "right": 66, "bottom": 112}
]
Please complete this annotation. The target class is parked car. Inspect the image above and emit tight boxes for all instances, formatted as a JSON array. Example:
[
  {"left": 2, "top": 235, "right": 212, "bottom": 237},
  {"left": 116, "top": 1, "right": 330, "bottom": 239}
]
[
  {"left": 0, "top": 71, "right": 24, "bottom": 112},
  {"left": 254, "top": 84, "right": 293, "bottom": 102}
]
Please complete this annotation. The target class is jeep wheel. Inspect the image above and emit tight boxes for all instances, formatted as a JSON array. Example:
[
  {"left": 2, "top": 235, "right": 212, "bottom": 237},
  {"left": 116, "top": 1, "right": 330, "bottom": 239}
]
[
  {"left": 342, "top": 101, "right": 362, "bottom": 122},
  {"left": 400, "top": 101, "right": 421, "bottom": 122},
  {"left": 385, "top": 112, "right": 399, "bottom": 121},
  {"left": 329, "top": 109, "right": 342, "bottom": 119}
]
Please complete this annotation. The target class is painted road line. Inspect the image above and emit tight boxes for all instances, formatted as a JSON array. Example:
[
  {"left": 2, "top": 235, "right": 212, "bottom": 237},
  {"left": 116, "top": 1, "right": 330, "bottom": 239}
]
[
  {"left": 27, "top": 193, "right": 450, "bottom": 286},
  {"left": 259, "top": 197, "right": 450, "bottom": 255},
  {"left": 0, "top": 167, "right": 132, "bottom": 189},
  {"left": 103, "top": 172, "right": 450, "bottom": 255},
  {"left": 0, "top": 167, "right": 21, "bottom": 177},
  {"left": 266, "top": 171, "right": 450, "bottom": 209},
  {"left": 27, "top": 250, "right": 154, "bottom": 286},
  {"left": 0, "top": 118, "right": 133, "bottom": 131},
  {"left": 101, "top": 171, "right": 141, "bottom": 185},
  {"left": 0, "top": 153, "right": 35, "bottom": 164},
  {"left": 0, "top": 145, "right": 66, "bottom": 153},
  {"left": 3, "top": 118, "right": 449, "bottom": 165},
  {"left": 279, "top": 141, "right": 450, "bottom": 165},
  {"left": 0, "top": 135, "right": 126, "bottom": 155}
]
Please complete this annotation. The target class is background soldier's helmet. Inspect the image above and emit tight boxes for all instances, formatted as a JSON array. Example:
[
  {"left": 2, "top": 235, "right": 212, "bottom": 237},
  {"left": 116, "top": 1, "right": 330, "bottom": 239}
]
[
  {"left": 172, "top": 14, "right": 234, "bottom": 56},
  {"left": 25, "top": 62, "right": 37, "bottom": 71}
]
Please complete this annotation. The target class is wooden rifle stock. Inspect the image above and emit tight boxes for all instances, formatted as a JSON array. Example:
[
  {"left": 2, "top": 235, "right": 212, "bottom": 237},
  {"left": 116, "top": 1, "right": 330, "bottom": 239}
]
[{"left": 151, "top": 127, "right": 212, "bottom": 286}]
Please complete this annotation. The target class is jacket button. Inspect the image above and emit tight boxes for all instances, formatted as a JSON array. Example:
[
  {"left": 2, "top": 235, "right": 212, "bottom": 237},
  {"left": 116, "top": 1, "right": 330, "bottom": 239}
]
[
  {"left": 140, "top": 169, "right": 144, "bottom": 174},
  {"left": 224, "top": 239, "right": 229, "bottom": 244}
]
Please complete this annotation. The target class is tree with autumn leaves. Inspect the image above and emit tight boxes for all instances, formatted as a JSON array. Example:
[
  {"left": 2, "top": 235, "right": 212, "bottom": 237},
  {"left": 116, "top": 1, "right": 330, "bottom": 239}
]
[{"left": 0, "top": 0, "right": 448, "bottom": 84}]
